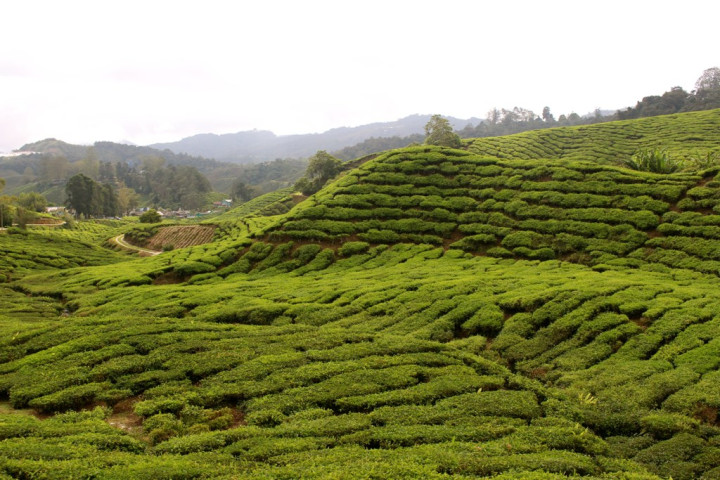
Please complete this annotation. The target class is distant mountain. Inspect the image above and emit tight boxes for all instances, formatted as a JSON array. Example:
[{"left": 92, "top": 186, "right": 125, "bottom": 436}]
[
  {"left": 149, "top": 114, "right": 482, "bottom": 163},
  {"left": 2, "top": 138, "right": 307, "bottom": 197},
  {"left": 0, "top": 139, "right": 241, "bottom": 198},
  {"left": 16, "top": 138, "right": 225, "bottom": 170}
]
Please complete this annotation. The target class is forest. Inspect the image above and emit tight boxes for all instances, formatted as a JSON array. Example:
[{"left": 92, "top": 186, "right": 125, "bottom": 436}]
[{"left": 2, "top": 109, "right": 720, "bottom": 478}]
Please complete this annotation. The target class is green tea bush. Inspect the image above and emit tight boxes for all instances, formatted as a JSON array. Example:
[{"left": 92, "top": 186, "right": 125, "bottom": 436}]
[
  {"left": 359, "top": 229, "right": 400, "bottom": 243},
  {"left": 437, "top": 390, "right": 541, "bottom": 420},
  {"left": 640, "top": 412, "right": 700, "bottom": 439},
  {"left": 28, "top": 382, "right": 110, "bottom": 412},
  {"left": 173, "top": 261, "right": 216, "bottom": 277},
  {"left": 339, "top": 241, "right": 370, "bottom": 257}
]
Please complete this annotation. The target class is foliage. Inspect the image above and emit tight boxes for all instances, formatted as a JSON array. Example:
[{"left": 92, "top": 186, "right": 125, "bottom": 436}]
[
  {"left": 295, "top": 151, "right": 343, "bottom": 195},
  {"left": 230, "top": 180, "right": 257, "bottom": 202},
  {"left": 139, "top": 209, "right": 162, "bottom": 223},
  {"left": 694, "top": 67, "right": 720, "bottom": 93},
  {"left": 65, "top": 173, "right": 119, "bottom": 218},
  {"left": 333, "top": 134, "right": 424, "bottom": 161},
  {"left": 17, "top": 192, "right": 48, "bottom": 213},
  {"left": 424, "top": 115, "right": 462, "bottom": 148},
  {"left": 622, "top": 148, "right": 683, "bottom": 173},
  {"left": 225, "top": 159, "right": 307, "bottom": 196},
  {"left": 686, "top": 150, "right": 720, "bottom": 170},
  {"left": 617, "top": 67, "right": 720, "bottom": 119}
]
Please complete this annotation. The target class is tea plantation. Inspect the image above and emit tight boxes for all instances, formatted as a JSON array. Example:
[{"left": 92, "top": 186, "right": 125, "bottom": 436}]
[{"left": 3, "top": 110, "right": 720, "bottom": 479}]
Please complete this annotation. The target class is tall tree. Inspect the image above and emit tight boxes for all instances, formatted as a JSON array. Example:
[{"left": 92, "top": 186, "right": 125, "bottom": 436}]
[
  {"left": 691, "top": 67, "right": 720, "bottom": 111},
  {"left": 117, "top": 187, "right": 139, "bottom": 216},
  {"left": 99, "top": 183, "right": 119, "bottom": 217},
  {"left": 542, "top": 106, "right": 555, "bottom": 123},
  {"left": 424, "top": 115, "right": 462, "bottom": 148},
  {"left": 65, "top": 173, "right": 98, "bottom": 217},
  {"left": 487, "top": 108, "right": 501, "bottom": 125},
  {"left": 694, "top": 67, "right": 720, "bottom": 92}
]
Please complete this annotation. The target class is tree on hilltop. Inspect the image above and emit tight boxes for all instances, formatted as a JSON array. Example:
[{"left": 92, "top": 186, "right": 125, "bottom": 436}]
[
  {"left": 691, "top": 67, "right": 720, "bottom": 111},
  {"left": 294, "top": 150, "right": 343, "bottom": 195},
  {"left": 695, "top": 67, "right": 720, "bottom": 92},
  {"left": 424, "top": 115, "right": 462, "bottom": 148}
]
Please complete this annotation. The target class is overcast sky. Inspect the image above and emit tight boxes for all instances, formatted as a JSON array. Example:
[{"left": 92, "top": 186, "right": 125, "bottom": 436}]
[{"left": 1, "top": 0, "right": 718, "bottom": 152}]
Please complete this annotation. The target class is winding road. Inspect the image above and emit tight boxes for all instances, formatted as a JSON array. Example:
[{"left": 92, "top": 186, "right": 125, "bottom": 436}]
[{"left": 111, "top": 234, "right": 162, "bottom": 256}]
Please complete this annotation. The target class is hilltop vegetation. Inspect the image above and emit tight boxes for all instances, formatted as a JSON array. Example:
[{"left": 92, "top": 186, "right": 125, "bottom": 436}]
[
  {"left": 3, "top": 111, "right": 720, "bottom": 478},
  {"left": 465, "top": 109, "right": 720, "bottom": 165}
]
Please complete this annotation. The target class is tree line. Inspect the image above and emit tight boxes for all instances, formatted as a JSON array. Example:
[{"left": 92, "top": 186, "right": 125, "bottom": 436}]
[
  {"left": 332, "top": 67, "right": 720, "bottom": 158},
  {"left": 616, "top": 67, "right": 720, "bottom": 120},
  {"left": 98, "top": 158, "right": 212, "bottom": 210},
  {"left": 63, "top": 158, "right": 213, "bottom": 217}
]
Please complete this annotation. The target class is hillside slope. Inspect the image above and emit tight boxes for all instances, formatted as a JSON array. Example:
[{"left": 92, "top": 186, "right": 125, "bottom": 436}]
[
  {"left": 4, "top": 113, "right": 720, "bottom": 478},
  {"left": 261, "top": 145, "right": 720, "bottom": 276},
  {"left": 466, "top": 108, "right": 720, "bottom": 164}
]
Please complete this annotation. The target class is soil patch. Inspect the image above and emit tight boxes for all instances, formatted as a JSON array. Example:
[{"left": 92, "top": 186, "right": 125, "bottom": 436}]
[{"left": 106, "top": 397, "right": 143, "bottom": 435}]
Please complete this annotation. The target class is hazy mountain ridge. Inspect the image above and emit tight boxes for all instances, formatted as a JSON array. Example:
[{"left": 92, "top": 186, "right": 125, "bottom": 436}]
[
  {"left": 1, "top": 138, "right": 250, "bottom": 197},
  {"left": 16, "top": 138, "right": 226, "bottom": 169},
  {"left": 149, "top": 114, "right": 481, "bottom": 162}
]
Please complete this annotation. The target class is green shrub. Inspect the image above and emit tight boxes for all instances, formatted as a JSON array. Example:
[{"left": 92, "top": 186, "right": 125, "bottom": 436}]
[
  {"left": 339, "top": 241, "right": 370, "bottom": 257},
  {"left": 461, "top": 305, "right": 505, "bottom": 337},
  {"left": 437, "top": 390, "right": 541, "bottom": 420},
  {"left": 640, "top": 412, "right": 700, "bottom": 439},
  {"left": 139, "top": 209, "right": 162, "bottom": 223},
  {"left": 27, "top": 382, "right": 110, "bottom": 413},
  {"left": 359, "top": 229, "right": 400, "bottom": 243},
  {"left": 173, "top": 261, "right": 216, "bottom": 277}
]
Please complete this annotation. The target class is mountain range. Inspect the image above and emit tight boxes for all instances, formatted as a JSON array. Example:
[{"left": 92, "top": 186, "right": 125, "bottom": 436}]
[{"left": 149, "top": 114, "right": 481, "bottom": 163}]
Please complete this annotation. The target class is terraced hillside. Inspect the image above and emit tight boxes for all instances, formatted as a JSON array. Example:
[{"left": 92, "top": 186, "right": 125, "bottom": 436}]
[
  {"left": 4, "top": 113, "right": 720, "bottom": 479},
  {"left": 209, "top": 187, "right": 297, "bottom": 242},
  {"left": 145, "top": 226, "right": 216, "bottom": 251},
  {"left": 262, "top": 145, "right": 720, "bottom": 276},
  {"left": 0, "top": 221, "right": 127, "bottom": 281},
  {"left": 466, "top": 108, "right": 720, "bottom": 164}
]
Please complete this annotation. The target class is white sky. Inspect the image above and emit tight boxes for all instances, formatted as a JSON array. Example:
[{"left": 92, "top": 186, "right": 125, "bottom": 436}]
[{"left": 1, "top": 0, "right": 718, "bottom": 152}]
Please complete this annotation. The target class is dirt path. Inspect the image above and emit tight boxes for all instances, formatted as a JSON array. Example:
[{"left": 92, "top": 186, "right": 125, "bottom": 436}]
[{"left": 111, "top": 234, "right": 162, "bottom": 256}]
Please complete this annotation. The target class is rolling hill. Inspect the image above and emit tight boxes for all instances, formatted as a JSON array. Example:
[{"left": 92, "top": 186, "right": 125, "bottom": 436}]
[
  {"left": 465, "top": 109, "right": 720, "bottom": 164},
  {"left": 3, "top": 111, "right": 720, "bottom": 479}
]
